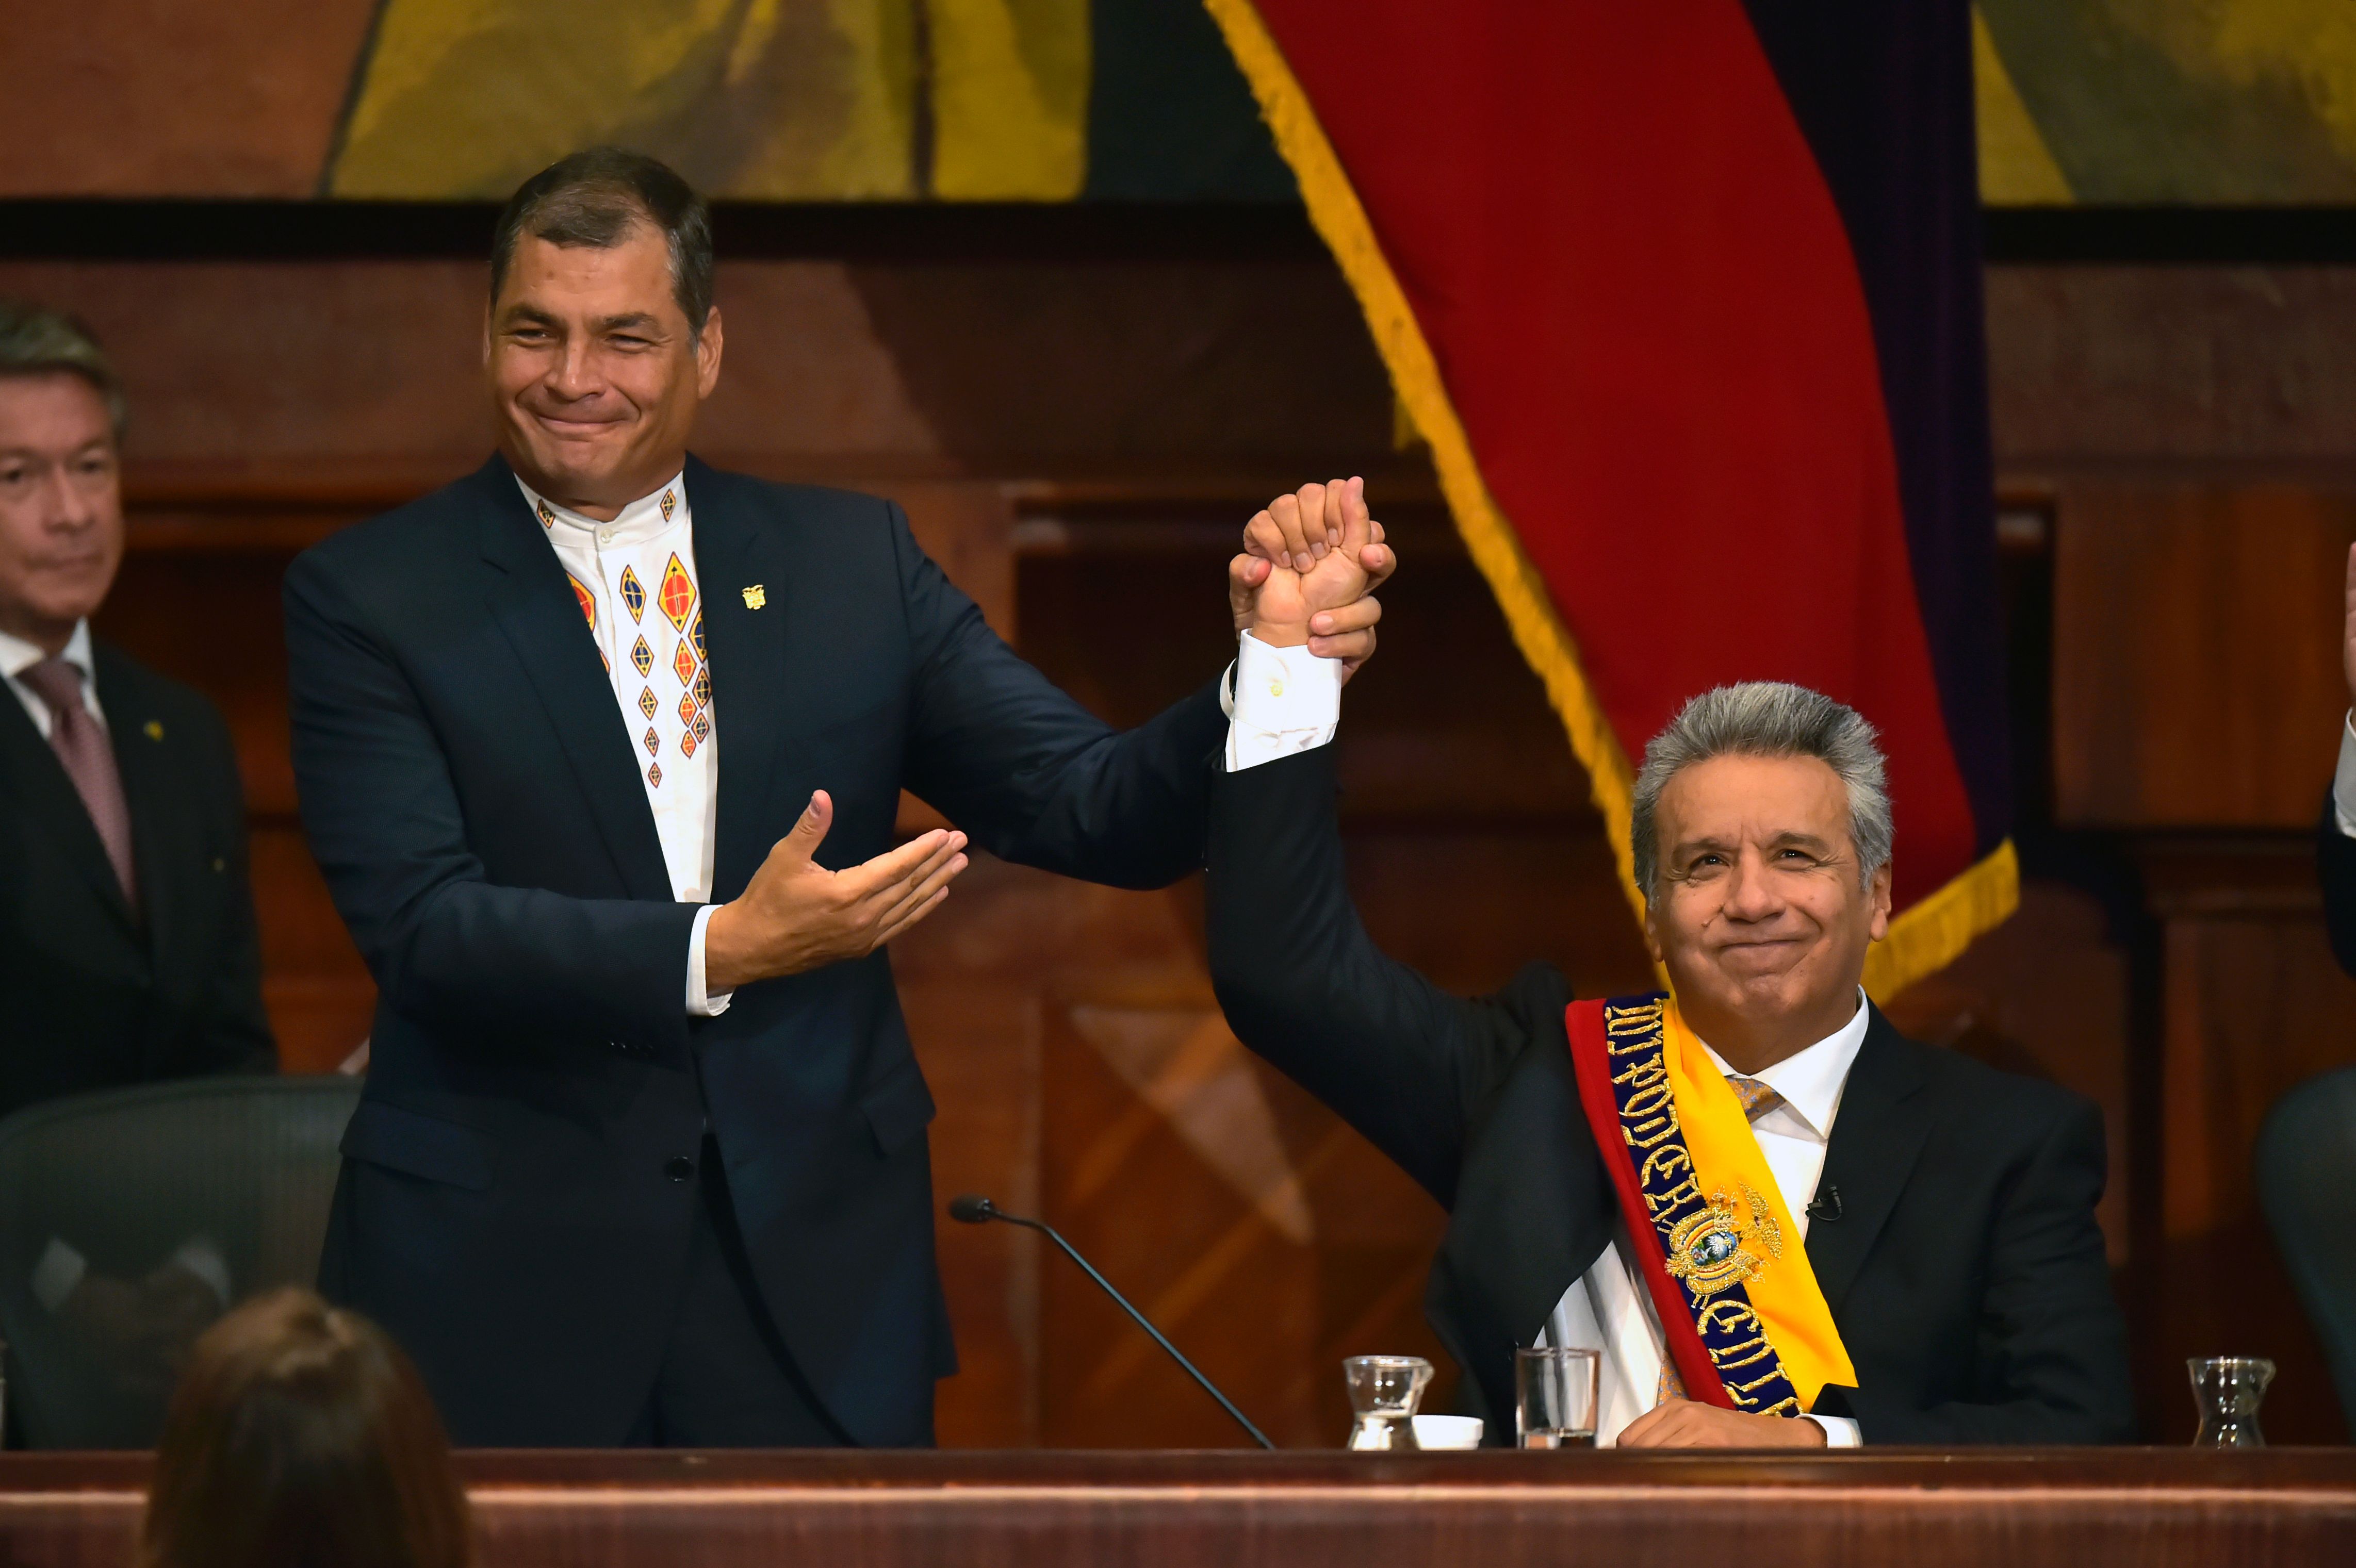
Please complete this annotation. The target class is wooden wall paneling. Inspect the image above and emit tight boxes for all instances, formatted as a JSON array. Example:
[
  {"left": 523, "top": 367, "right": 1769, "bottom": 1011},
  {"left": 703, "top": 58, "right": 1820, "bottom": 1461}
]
[
  {"left": 2051, "top": 483, "right": 2355, "bottom": 829},
  {"left": 1881, "top": 881, "right": 2135, "bottom": 1264},
  {"left": 96, "top": 515, "right": 379, "bottom": 1072},
  {"left": 2139, "top": 839, "right": 2356, "bottom": 1443}
]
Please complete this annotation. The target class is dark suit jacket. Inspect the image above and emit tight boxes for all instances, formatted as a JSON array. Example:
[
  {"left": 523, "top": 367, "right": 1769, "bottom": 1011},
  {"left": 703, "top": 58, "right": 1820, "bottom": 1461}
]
[
  {"left": 2324, "top": 795, "right": 2356, "bottom": 978},
  {"left": 0, "top": 640, "right": 273, "bottom": 1121},
  {"left": 286, "top": 454, "right": 1225, "bottom": 1447},
  {"left": 1206, "top": 746, "right": 2136, "bottom": 1444}
]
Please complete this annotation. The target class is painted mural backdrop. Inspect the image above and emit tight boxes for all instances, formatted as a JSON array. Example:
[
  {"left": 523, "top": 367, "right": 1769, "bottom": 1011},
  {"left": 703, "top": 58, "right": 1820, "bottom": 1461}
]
[{"left": 9, "top": 0, "right": 2356, "bottom": 201}]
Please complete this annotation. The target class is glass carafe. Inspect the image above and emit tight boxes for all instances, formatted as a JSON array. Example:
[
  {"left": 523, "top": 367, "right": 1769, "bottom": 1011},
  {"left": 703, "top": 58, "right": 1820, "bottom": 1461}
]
[{"left": 2188, "top": 1356, "right": 2275, "bottom": 1447}]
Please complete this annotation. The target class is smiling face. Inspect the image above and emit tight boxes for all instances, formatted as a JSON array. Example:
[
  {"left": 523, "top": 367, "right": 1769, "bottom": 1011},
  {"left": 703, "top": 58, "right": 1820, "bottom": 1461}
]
[
  {"left": 485, "top": 222, "right": 723, "bottom": 519},
  {"left": 0, "top": 372, "right": 123, "bottom": 653},
  {"left": 1642, "top": 751, "right": 1891, "bottom": 1068}
]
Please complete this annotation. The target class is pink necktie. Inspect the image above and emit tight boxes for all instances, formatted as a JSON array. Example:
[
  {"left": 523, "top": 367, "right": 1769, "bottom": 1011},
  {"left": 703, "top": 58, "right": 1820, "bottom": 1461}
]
[{"left": 21, "top": 657, "right": 138, "bottom": 912}]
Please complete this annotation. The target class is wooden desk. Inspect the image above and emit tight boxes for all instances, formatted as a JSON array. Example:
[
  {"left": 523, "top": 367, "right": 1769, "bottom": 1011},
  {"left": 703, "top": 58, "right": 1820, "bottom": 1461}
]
[{"left": 4, "top": 1449, "right": 2353, "bottom": 1567}]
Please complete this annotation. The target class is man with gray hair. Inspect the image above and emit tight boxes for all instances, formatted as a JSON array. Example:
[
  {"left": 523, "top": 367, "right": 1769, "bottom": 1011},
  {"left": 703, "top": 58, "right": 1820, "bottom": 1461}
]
[
  {"left": 1205, "top": 550, "right": 2133, "bottom": 1445},
  {"left": 1, "top": 301, "right": 276, "bottom": 1412},
  {"left": 0, "top": 301, "right": 274, "bottom": 1115}
]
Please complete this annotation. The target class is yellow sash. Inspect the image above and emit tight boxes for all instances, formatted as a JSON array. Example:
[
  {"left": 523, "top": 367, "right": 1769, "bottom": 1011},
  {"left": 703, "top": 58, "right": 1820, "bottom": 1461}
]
[{"left": 1660, "top": 1001, "right": 1857, "bottom": 1409}]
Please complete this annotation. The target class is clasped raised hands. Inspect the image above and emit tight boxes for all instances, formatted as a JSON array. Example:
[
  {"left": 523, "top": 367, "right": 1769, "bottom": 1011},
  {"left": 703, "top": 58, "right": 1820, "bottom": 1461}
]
[{"left": 1227, "top": 476, "right": 1395, "bottom": 680}]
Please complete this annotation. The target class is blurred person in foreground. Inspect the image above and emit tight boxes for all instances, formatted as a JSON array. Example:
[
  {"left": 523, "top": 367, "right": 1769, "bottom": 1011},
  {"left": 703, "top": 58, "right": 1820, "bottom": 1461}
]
[
  {"left": 144, "top": 1288, "right": 468, "bottom": 1568},
  {"left": 0, "top": 302, "right": 274, "bottom": 1410},
  {"left": 286, "top": 147, "right": 1390, "bottom": 1448},
  {"left": 1207, "top": 525, "right": 2134, "bottom": 1445}
]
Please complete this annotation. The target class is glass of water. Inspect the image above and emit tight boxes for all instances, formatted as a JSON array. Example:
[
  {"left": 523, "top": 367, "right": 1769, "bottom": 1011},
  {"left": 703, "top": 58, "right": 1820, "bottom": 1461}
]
[
  {"left": 2189, "top": 1356, "right": 2275, "bottom": 1447},
  {"left": 1515, "top": 1347, "right": 1599, "bottom": 1448}
]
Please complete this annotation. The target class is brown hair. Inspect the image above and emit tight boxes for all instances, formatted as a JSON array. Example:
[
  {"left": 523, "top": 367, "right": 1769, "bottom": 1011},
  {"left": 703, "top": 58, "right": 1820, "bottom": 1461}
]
[
  {"left": 141, "top": 1289, "right": 469, "bottom": 1568},
  {"left": 490, "top": 147, "right": 715, "bottom": 333}
]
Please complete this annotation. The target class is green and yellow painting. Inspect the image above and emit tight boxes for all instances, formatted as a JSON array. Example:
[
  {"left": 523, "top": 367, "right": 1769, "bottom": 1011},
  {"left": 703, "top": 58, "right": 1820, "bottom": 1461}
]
[
  {"left": 9, "top": 0, "right": 2356, "bottom": 203},
  {"left": 324, "top": 0, "right": 1294, "bottom": 200},
  {"left": 1977, "top": 0, "right": 2356, "bottom": 202}
]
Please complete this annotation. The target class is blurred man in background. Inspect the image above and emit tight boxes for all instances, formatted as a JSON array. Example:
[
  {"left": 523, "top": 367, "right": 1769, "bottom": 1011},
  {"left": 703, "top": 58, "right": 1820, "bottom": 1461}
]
[
  {"left": 0, "top": 302, "right": 274, "bottom": 1112},
  {"left": 0, "top": 300, "right": 275, "bottom": 1410}
]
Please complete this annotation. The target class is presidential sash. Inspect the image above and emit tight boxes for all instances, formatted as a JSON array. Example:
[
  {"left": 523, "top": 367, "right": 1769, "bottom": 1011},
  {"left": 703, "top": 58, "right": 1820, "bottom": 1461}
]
[{"left": 1565, "top": 992, "right": 1857, "bottom": 1415}]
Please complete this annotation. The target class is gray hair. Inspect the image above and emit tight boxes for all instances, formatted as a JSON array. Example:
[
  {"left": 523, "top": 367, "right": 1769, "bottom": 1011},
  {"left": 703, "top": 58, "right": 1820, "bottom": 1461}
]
[
  {"left": 0, "top": 301, "right": 127, "bottom": 439},
  {"left": 491, "top": 147, "right": 715, "bottom": 334},
  {"left": 1630, "top": 681, "right": 1892, "bottom": 902}
]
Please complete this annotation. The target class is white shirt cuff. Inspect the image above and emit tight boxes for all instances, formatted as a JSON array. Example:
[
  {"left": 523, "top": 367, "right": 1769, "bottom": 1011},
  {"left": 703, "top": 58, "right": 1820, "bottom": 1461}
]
[
  {"left": 686, "top": 904, "right": 733, "bottom": 1017},
  {"left": 1805, "top": 1413, "right": 1862, "bottom": 1447},
  {"left": 1223, "top": 630, "right": 1342, "bottom": 772},
  {"left": 170, "top": 1237, "right": 233, "bottom": 1308},
  {"left": 32, "top": 1237, "right": 87, "bottom": 1314},
  {"left": 2334, "top": 713, "right": 2356, "bottom": 838}
]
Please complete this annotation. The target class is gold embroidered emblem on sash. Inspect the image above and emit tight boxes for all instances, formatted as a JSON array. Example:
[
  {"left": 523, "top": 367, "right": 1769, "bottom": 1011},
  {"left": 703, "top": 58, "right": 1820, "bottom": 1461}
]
[{"left": 1662, "top": 1181, "right": 1782, "bottom": 1298}]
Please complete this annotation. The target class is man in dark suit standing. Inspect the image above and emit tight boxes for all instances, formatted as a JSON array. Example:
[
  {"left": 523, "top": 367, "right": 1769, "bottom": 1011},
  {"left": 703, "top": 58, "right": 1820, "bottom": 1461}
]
[
  {"left": 286, "top": 148, "right": 1389, "bottom": 1448},
  {"left": 0, "top": 302, "right": 274, "bottom": 1399},
  {"left": 0, "top": 302, "right": 275, "bottom": 1119},
  {"left": 1206, "top": 530, "right": 2134, "bottom": 1445}
]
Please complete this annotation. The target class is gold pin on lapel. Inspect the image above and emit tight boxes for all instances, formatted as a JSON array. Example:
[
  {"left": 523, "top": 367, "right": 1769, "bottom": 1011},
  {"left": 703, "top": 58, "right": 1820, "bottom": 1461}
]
[
  {"left": 143, "top": 719, "right": 165, "bottom": 741},
  {"left": 741, "top": 585, "right": 767, "bottom": 609}
]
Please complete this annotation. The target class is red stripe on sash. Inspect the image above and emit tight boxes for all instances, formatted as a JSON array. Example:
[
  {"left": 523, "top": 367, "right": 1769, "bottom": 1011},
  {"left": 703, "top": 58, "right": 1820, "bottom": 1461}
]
[{"left": 1564, "top": 998, "right": 1733, "bottom": 1410}]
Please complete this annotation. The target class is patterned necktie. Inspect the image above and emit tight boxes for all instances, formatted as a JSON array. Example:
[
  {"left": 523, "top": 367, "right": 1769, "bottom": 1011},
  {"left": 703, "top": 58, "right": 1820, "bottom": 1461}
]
[
  {"left": 1727, "top": 1075, "right": 1786, "bottom": 1123},
  {"left": 20, "top": 657, "right": 138, "bottom": 912}
]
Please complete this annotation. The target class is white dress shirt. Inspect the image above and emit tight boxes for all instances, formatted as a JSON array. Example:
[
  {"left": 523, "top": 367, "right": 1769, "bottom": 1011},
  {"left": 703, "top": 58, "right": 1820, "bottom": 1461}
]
[
  {"left": 1222, "top": 634, "right": 1864, "bottom": 1445},
  {"left": 1, "top": 619, "right": 106, "bottom": 739},
  {"left": 517, "top": 473, "right": 731, "bottom": 1017}
]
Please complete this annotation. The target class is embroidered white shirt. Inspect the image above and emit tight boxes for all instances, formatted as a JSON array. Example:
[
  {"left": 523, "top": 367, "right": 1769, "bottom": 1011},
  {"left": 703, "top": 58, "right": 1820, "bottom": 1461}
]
[{"left": 518, "top": 473, "right": 730, "bottom": 1017}]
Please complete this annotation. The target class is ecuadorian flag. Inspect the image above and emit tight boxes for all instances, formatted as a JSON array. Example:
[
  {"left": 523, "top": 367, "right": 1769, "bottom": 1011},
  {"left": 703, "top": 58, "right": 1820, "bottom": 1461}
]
[{"left": 1205, "top": 0, "right": 2016, "bottom": 995}]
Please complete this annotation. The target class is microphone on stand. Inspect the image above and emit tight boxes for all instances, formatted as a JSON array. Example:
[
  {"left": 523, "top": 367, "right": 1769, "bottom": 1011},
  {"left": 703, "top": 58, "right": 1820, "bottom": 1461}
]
[{"left": 947, "top": 1193, "right": 1274, "bottom": 1449}]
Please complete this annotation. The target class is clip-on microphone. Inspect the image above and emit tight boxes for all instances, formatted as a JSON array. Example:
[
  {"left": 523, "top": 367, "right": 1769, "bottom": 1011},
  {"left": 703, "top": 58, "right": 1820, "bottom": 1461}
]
[
  {"left": 1806, "top": 1185, "right": 1843, "bottom": 1223},
  {"left": 947, "top": 1194, "right": 1274, "bottom": 1449}
]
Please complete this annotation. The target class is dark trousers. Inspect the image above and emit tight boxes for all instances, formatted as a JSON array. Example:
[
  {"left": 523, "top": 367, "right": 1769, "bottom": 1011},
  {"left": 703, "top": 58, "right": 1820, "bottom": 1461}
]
[{"left": 627, "top": 1134, "right": 852, "bottom": 1447}]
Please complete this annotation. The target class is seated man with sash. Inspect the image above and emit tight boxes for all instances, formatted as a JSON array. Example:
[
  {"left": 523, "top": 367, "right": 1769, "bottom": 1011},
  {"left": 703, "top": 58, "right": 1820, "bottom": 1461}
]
[{"left": 1206, "top": 508, "right": 2134, "bottom": 1444}]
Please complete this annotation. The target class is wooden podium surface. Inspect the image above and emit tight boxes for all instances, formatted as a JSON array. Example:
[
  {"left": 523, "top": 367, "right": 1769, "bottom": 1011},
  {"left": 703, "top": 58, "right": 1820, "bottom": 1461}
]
[{"left": 4, "top": 1448, "right": 2353, "bottom": 1567}]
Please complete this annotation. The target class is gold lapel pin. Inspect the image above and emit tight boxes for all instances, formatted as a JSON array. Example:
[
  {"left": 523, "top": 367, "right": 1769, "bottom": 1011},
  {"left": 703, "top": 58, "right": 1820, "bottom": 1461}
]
[
  {"left": 143, "top": 719, "right": 165, "bottom": 741},
  {"left": 742, "top": 585, "right": 767, "bottom": 609}
]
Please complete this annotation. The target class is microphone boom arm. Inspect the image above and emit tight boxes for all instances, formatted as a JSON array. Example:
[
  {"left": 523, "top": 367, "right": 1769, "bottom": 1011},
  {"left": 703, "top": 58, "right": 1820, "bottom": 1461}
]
[{"left": 950, "top": 1196, "right": 1274, "bottom": 1449}]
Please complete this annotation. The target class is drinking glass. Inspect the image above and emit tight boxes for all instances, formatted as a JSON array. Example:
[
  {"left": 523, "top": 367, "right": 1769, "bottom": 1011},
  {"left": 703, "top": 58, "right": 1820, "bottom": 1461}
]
[
  {"left": 1343, "top": 1355, "right": 1433, "bottom": 1450},
  {"left": 1515, "top": 1347, "right": 1599, "bottom": 1448},
  {"left": 2188, "top": 1356, "right": 2275, "bottom": 1447}
]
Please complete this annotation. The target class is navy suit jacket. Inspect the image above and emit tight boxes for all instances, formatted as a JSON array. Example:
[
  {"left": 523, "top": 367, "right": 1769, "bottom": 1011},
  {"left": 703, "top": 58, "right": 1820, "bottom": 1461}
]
[
  {"left": 0, "top": 641, "right": 273, "bottom": 1121},
  {"left": 287, "top": 455, "right": 1223, "bottom": 1446}
]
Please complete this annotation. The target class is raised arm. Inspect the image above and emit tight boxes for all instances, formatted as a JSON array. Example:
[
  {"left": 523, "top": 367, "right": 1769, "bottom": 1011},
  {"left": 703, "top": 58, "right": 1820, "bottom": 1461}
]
[
  {"left": 893, "top": 485, "right": 1389, "bottom": 890},
  {"left": 1206, "top": 741, "right": 1551, "bottom": 1204},
  {"left": 2326, "top": 540, "right": 2356, "bottom": 976}
]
